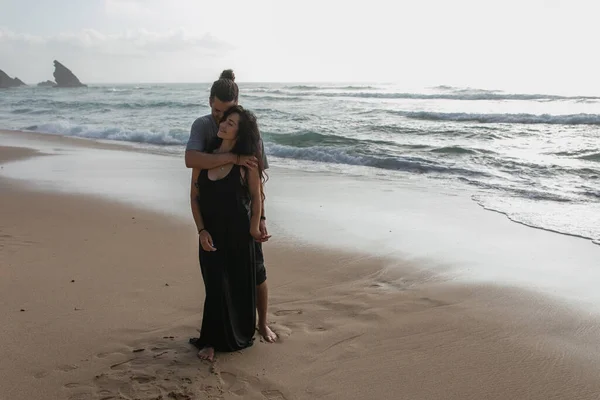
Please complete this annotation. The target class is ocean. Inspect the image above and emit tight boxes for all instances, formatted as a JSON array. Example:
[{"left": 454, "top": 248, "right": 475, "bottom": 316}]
[{"left": 1, "top": 83, "right": 598, "bottom": 246}]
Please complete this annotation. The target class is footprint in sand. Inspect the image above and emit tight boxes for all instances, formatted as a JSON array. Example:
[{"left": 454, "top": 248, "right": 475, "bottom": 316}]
[
  {"left": 0, "top": 233, "right": 37, "bottom": 247},
  {"left": 220, "top": 371, "right": 251, "bottom": 396},
  {"left": 418, "top": 297, "right": 449, "bottom": 307},
  {"left": 119, "top": 381, "right": 162, "bottom": 400},
  {"left": 67, "top": 392, "right": 94, "bottom": 400},
  {"left": 220, "top": 371, "right": 237, "bottom": 390},
  {"left": 166, "top": 391, "right": 193, "bottom": 400},
  {"left": 67, "top": 336, "right": 291, "bottom": 400},
  {"left": 370, "top": 279, "right": 410, "bottom": 292},
  {"left": 274, "top": 309, "right": 303, "bottom": 316},
  {"left": 71, "top": 338, "right": 211, "bottom": 400},
  {"left": 218, "top": 370, "right": 287, "bottom": 399},
  {"left": 317, "top": 300, "right": 367, "bottom": 315},
  {"left": 262, "top": 389, "right": 288, "bottom": 400},
  {"left": 131, "top": 374, "right": 156, "bottom": 384},
  {"left": 96, "top": 389, "right": 116, "bottom": 400},
  {"left": 33, "top": 370, "right": 49, "bottom": 379},
  {"left": 64, "top": 383, "right": 97, "bottom": 400},
  {"left": 64, "top": 382, "right": 86, "bottom": 389},
  {"left": 57, "top": 364, "right": 79, "bottom": 372}
]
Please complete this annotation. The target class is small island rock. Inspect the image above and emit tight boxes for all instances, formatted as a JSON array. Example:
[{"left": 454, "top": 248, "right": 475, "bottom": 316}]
[
  {"left": 53, "top": 60, "right": 86, "bottom": 88},
  {"left": 37, "top": 80, "right": 57, "bottom": 87},
  {"left": 0, "top": 69, "right": 27, "bottom": 88}
]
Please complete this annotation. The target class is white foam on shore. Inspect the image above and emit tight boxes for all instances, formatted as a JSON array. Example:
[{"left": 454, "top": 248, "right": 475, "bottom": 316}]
[{"left": 2, "top": 132, "right": 600, "bottom": 311}]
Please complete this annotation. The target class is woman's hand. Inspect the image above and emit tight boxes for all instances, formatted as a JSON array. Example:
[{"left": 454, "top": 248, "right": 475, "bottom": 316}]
[
  {"left": 199, "top": 230, "right": 216, "bottom": 252},
  {"left": 259, "top": 219, "right": 272, "bottom": 242},
  {"left": 251, "top": 227, "right": 271, "bottom": 243}
]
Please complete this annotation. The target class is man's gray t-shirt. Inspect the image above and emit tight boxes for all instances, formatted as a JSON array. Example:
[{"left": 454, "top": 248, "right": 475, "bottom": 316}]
[{"left": 186, "top": 114, "right": 269, "bottom": 169}]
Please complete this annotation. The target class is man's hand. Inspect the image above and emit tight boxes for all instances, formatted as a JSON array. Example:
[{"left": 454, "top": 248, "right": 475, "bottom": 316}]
[{"left": 236, "top": 155, "right": 259, "bottom": 169}]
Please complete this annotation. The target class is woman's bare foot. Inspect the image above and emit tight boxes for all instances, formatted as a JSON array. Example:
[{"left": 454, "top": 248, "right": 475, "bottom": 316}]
[
  {"left": 258, "top": 324, "right": 278, "bottom": 343},
  {"left": 197, "top": 346, "right": 215, "bottom": 361}
]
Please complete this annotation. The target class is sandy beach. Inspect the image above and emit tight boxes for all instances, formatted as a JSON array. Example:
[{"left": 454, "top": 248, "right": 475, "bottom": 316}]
[{"left": 2, "top": 129, "right": 600, "bottom": 400}]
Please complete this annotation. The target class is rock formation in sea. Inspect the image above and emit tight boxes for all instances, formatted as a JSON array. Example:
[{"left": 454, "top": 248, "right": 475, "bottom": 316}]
[
  {"left": 37, "top": 80, "right": 57, "bottom": 87},
  {"left": 0, "top": 69, "right": 27, "bottom": 88},
  {"left": 53, "top": 60, "right": 86, "bottom": 87}
]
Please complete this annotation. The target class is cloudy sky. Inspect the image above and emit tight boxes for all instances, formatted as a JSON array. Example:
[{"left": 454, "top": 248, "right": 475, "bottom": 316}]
[{"left": 0, "top": 0, "right": 598, "bottom": 93}]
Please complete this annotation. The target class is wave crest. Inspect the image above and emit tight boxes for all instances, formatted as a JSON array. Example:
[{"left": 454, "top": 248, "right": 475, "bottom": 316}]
[
  {"left": 265, "top": 143, "right": 487, "bottom": 177},
  {"left": 396, "top": 111, "right": 600, "bottom": 125},
  {"left": 580, "top": 152, "right": 600, "bottom": 162},
  {"left": 245, "top": 90, "right": 600, "bottom": 102},
  {"left": 24, "top": 121, "right": 188, "bottom": 146}
]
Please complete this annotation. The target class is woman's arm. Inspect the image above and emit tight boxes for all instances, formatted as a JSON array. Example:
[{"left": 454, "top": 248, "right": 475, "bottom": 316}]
[
  {"left": 247, "top": 167, "right": 267, "bottom": 241},
  {"left": 191, "top": 168, "right": 216, "bottom": 251},
  {"left": 190, "top": 168, "right": 204, "bottom": 233}
]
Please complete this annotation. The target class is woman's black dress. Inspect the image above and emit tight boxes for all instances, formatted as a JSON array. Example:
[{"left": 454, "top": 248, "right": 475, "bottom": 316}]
[{"left": 190, "top": 165, "right": 256, "bottom": 352}]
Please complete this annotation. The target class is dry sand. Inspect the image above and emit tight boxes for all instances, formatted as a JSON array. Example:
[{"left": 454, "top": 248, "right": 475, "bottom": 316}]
[{"left": 2, "top": 138, "right": 600, "bottom": 400}]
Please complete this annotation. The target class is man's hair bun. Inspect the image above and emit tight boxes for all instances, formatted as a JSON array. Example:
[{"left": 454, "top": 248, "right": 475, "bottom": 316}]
[{"left": 219, "top": 69, "right": 235, "bottom": 81}]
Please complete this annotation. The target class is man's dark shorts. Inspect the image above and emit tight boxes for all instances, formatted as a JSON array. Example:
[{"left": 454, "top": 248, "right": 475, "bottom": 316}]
[{"left": 255, "top": 241, "right": 267, "bottom": 286}]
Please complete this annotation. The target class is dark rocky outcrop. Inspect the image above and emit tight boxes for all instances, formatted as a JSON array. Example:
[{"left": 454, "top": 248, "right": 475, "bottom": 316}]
[
  {"left": 37, "top": 80, "right": 57, "bottom": 87},
  {"left": 0, "top": 69, "right": 27, "bottom": 88},
  {"left": 53, "top": 60, "right": 86, "bottom": 88}
]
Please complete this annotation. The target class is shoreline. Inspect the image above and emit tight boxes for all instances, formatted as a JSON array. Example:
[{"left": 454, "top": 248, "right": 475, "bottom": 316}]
[
  {"left": 2, "top": 129, "right": 600, "bottom": 307},
  {"left": 2, "top": 127, "right": 598, "bottom": 249},
  {"left": 2, "top": 138, "right": 600, "bottom": 399},
  {"left": 475, "top": 199, "right": 600, "bottom": 246}
]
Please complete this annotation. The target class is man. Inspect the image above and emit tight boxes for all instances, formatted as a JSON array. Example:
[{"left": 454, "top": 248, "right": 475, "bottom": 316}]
[{"left": 185, "top": 69, "right": 277, "bottom": 344}]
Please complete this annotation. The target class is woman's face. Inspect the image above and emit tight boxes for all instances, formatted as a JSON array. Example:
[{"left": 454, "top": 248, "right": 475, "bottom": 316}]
[{"left": 217, "top": 112, "right": 240, "bottom": 140}]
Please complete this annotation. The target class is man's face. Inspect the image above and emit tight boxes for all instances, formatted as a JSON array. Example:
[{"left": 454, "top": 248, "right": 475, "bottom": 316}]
[{"left": 209, "top": 97, "right": 237, "bottom": 123}]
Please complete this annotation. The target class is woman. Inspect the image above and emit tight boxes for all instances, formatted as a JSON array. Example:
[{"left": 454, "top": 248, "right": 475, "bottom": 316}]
[{"left": 189, "top": 105, "right": 270, "bottom": 361}]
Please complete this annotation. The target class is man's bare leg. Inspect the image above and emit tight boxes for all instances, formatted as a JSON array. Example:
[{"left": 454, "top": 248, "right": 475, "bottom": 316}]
[{"left": 257, "top": 281, "right": 277, "bottom": 342}]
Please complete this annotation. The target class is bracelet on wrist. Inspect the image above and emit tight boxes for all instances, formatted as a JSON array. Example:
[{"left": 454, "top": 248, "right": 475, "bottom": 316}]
[
  {"left": 260, "top": 216, "right": 266, "bottom": 221},
  {"left": 198, "top": 228, "right": 206, "bottom": 234}
]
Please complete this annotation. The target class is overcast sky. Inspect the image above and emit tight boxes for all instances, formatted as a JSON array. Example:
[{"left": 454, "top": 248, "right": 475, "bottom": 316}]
[{"left": 1, "top": 0, "right": 598, "bottom": 93}]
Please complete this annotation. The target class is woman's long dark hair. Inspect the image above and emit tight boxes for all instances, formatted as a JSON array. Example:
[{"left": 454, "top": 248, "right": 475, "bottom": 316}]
[{"left": 207, "top": 105, "right": 268, "bottom": 194}]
